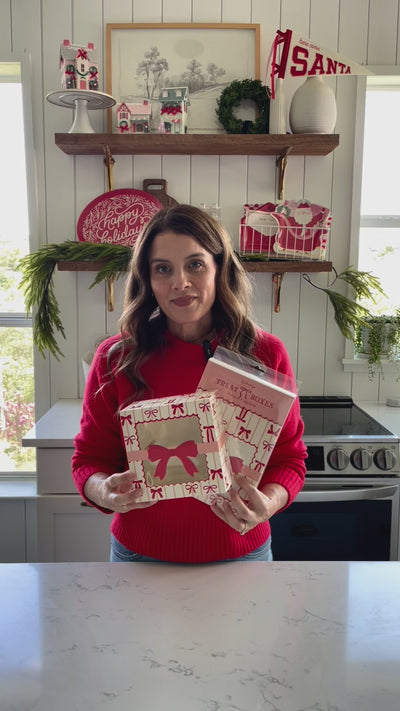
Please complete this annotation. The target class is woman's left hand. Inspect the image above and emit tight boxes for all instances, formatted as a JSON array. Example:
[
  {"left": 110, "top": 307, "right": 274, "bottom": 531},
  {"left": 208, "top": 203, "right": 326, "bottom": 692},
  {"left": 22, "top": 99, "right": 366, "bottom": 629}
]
[{"left": 211, "top": 475, "right": 288, "bottom": 536}]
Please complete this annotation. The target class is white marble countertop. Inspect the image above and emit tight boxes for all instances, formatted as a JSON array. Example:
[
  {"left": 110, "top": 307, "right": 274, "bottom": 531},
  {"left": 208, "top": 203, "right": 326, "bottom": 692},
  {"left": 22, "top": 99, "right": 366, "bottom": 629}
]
[
  {"left": 22, "top": 398, "right": 400, "bottom": 449},
  {"left": 1, "top": 560, "right": 400, "bottom": 711},
  {"left": 23, "top": 399, "right": 83, "bottom": 447},
  {"left": 357, "top": 400, "right": 400, "bottom": 436}
]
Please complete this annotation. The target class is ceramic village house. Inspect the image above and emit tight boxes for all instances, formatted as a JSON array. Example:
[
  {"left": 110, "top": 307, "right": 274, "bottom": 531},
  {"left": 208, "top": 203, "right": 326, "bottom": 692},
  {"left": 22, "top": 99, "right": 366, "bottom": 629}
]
[
  {"left": 158, "top": 87, "right": 190, "bottom": 134},
  {"left": 59, "top": 40, "right": 99, "bottom": 91},
  {"left": 116, "top": 101, "right": 152, "bottom": 133}
]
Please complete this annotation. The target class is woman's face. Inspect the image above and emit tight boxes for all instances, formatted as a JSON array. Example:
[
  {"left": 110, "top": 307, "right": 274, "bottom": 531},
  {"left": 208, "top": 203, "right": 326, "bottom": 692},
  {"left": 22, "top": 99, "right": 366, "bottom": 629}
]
[{"left": 149, "top": 230, "right": 218, "bottom": 341}]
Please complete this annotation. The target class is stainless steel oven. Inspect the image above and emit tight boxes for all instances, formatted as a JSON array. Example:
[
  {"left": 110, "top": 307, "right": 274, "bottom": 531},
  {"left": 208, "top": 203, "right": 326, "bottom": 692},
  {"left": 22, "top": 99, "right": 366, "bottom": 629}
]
[{"left": 271, "top": 397, "right": 400, "bottom": 561}]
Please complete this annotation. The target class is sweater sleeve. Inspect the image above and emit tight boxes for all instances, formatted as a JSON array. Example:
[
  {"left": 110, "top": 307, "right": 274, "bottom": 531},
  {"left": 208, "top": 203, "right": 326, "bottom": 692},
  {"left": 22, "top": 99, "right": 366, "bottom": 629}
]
[
  {"left": 71, "top": 338, "right": 129, "bottom": 503},
  {"left": 254, "top": 330, "right": 307, "bottom": 506}
]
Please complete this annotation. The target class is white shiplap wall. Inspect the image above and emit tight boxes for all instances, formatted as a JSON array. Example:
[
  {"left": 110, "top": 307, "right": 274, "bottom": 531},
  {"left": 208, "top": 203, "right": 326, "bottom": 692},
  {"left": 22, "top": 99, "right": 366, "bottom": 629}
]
[{"left": 2, "top": 0, "right": 400, "bottom": 417}]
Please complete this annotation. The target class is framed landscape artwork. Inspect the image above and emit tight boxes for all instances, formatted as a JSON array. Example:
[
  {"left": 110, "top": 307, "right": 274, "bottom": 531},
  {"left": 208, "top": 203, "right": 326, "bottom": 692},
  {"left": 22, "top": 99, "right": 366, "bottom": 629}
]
[{"left": 106, "top": 23, "right": 260, "bottom": 133}]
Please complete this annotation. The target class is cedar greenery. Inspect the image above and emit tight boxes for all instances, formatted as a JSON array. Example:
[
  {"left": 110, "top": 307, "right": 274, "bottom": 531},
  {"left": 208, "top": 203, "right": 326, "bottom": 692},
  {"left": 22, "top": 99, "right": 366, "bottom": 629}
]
[
  {"left": 19, "top": 239, "right": 385, "bottom": 362},
  {"left": 19, "top": 241, "right": 132, "bottom": 360},
  {"left": 216, "top": 79, "right": 270, "bottom": 134},
  {"left": 302, "top": 266, "right": 386, "bottom": 341}
]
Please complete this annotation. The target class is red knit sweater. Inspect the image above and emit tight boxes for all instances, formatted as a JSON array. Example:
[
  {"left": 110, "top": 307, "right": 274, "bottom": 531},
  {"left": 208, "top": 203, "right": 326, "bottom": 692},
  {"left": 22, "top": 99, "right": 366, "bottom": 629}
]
[{"left": 72, "top": 328, "right": 307, "bottom": 562}]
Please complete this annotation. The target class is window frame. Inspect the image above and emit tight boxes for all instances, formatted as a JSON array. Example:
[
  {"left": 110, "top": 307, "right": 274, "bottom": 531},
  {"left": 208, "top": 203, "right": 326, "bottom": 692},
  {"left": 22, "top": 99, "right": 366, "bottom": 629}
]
[
  {"left": 345, "top": 65, "right": 400, "bottom": 368},
  {"left": 0, "top": 51, "right": 38, "bottom": 477}
]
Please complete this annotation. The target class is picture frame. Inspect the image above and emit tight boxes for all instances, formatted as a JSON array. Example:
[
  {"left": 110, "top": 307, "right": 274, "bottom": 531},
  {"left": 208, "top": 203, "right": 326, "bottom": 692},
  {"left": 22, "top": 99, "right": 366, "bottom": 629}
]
[{"left": 106, "top": 23, "right": 260, "bottom": 134}]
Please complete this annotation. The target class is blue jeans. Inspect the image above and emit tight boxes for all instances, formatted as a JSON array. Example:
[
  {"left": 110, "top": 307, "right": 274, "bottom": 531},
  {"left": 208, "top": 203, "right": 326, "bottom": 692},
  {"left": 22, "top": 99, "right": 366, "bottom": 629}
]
[{"left": 110, "top": 534, "right": 273, "bottom": 563}]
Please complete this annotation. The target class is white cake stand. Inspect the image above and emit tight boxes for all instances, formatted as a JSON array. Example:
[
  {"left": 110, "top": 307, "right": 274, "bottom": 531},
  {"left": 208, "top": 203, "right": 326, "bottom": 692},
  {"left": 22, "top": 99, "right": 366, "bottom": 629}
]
[{"left": 46, "top": 89, "right": 116, "bottom": 133}]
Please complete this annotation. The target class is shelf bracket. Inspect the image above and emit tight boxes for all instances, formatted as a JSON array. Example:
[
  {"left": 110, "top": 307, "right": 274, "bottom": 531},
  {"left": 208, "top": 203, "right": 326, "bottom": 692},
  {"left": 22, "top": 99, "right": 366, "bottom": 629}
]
[
  {"left": 272, "top": 272, "right": 283, "bottom": 313},
  {"left": 103, "top": 144, "right": 115, "bottom": 192},
  {"left": 103, "top": 144, "right": 116, "bottom": 310},
  {"left": 276, "top": 146, "right": 292, "bottom": 202}
]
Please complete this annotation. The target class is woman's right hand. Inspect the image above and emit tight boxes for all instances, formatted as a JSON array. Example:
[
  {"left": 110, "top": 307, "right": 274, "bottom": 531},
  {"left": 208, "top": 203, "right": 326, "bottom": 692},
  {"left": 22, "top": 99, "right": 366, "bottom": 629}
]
[{"left": 83, "top": 470, "right": 157, "bottom": 513}]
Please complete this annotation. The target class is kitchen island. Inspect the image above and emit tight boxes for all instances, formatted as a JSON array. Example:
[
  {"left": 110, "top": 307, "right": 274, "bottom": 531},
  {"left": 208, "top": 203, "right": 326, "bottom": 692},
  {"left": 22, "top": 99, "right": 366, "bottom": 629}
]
[{"left": 1, "top": 560, "right": 399, "bottom": 710}]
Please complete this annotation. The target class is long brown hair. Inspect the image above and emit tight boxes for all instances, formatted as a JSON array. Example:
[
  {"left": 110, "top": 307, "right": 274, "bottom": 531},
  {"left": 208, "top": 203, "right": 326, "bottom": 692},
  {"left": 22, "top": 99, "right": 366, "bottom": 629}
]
[{"left": 111, "top": 204, "right": 257, "bottom": 392}]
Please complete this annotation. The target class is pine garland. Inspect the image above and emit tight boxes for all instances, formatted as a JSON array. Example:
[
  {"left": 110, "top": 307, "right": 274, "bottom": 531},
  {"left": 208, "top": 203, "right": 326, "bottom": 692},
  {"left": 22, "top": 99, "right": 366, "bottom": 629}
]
[
  {"left": 18, "top": 241, "right": 132, "bottom": 360},
  {"left": 302, "top": 265, "right": 386, "bottom": 341},
  {"left": 216, "top": 79, "right": 270, "bottom": 134}
]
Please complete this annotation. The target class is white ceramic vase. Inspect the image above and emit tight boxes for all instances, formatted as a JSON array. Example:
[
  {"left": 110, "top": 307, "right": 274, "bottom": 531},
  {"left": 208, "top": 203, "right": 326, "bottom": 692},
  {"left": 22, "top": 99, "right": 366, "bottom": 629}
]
[{"left": 289, "top": 75, "right": 337, "bottom": 134}]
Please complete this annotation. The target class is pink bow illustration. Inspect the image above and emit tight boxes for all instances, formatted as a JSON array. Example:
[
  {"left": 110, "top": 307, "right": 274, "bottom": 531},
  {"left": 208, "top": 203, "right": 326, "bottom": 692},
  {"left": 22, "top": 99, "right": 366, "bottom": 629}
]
[{"left": 148, "top": 440, "right": 198, "bottom": 480}]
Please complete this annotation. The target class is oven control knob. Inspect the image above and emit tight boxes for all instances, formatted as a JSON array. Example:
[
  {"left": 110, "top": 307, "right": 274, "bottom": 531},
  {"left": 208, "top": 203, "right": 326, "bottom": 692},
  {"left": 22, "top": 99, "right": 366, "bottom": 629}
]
[
  {"left": 374, "top": 448, "right": 396, "bottom": 470},
  {"left": 350, "top": 448, "right": 372, "bottom": 470},
  {"left": 327, "top": 448, "right": 349, "bottom": 470}
]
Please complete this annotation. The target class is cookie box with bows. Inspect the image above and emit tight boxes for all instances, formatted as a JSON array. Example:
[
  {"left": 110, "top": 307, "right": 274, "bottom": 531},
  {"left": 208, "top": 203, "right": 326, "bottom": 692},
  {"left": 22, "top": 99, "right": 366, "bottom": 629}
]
[
  {"left": 197, "top": 347, "right": 297, "bottom": 503},
  {"left": 120, "top": 391, "right": 232, "bottom": 504}
]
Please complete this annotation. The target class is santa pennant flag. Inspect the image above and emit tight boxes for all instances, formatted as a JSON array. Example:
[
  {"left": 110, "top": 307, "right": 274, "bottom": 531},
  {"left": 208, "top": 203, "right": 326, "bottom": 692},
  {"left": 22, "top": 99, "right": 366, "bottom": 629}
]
[{"left": 267, "top": 28, "right": 372, "bottom": 98}]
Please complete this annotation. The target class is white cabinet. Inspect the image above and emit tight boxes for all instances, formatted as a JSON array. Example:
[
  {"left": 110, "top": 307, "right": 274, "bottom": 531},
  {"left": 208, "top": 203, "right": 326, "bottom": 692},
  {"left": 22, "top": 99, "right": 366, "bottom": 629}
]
[
  {"left": 36, "top": 495, "right": 111, "bottom": 562},
  {"left": 24, "top": 399, "right": 112, "bottom": 562},
  {"left": 0, "top": 500, "right": 27, "bottom": 562}
]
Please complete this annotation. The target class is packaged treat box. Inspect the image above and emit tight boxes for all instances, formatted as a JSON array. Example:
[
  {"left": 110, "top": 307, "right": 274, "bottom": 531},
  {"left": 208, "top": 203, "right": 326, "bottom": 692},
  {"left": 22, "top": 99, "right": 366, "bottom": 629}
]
[
  {"left": 197, "top": 347, "right": 297, "bottom": 494},
  {"left": 120, "top": 391, "right": 232, "bottom": 504}
]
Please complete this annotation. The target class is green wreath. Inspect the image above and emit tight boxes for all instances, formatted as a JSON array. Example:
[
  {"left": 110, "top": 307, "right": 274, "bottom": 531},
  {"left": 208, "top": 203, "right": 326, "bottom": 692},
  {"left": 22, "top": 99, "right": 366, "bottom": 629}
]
[{"left": 216, "top": 79, "right": 271, "bottom": 134}]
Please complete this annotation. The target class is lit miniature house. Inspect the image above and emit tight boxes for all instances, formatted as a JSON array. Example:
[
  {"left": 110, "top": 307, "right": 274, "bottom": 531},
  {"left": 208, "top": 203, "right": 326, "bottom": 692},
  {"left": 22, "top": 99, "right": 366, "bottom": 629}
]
[
  {"left": 115, "top": 101, "right": 152, "bottom": 133},
  {"left": 60, "top": 40, "right": 99, "bottom": 91},
  {"left": 158, "top": 87, "right": 190, "bottom": 134}
]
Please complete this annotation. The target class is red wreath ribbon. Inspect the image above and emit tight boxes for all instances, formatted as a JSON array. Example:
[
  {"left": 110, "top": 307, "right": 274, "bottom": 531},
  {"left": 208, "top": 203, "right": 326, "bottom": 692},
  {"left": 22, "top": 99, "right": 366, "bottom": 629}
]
[
  {"left": 160, "top": 106, "right": 182, "bottom": 115},
  {"left": 76, "top": 49, "right": 89, "bottom": 60},
  {"left": 148, "top": 440, "right": 198, "bottom": 480},
  {"left": 119, "top": 124, "right": 129, "bottom": 133}
]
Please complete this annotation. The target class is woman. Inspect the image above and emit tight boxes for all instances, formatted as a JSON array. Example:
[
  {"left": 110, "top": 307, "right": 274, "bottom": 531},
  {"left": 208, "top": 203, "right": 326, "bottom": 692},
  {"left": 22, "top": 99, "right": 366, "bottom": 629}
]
[{"left": 72, "top": 205, "right": 307, "bottom": 562}]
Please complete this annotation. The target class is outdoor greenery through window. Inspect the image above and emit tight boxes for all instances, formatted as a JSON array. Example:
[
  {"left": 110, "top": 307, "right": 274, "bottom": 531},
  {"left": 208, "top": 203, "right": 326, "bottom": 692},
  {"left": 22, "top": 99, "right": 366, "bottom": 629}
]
[
  {"left": 0, "top": 62, "right": 36, "bottom": 473},
  {"left": 358, "top": 75, "right": 400, "bottom": 316}
]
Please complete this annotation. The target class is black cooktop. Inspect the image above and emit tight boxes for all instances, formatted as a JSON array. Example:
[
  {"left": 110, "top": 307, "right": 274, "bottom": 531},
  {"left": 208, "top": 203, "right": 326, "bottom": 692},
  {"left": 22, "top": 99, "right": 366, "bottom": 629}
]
[{"left": 299, "top": 396, "right": 394, "bottom": 438}]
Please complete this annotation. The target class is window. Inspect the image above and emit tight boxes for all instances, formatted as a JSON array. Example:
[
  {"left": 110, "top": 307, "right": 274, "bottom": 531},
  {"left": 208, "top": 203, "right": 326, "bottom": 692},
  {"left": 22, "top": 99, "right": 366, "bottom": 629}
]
[
  {"left": 358, "top": 74, "right": 400, "bottom": 315},
  {"left": 0, "top": 58, "right": 36, "bottom": 474}
]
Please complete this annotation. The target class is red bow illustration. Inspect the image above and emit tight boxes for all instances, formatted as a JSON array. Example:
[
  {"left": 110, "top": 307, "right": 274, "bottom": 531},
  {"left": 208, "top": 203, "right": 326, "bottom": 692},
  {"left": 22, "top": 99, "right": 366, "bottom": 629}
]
[
  {"left": 150, "top": 487, "right": 163, "bottom": 499},
  {"left": 203, "top": 483, "right": 217, "bottom": 494},
  {"left": 210, "top": 468, "right": 223, "bottom": 480},
  {"left": 148, "top": 440, "right": 198, "bottom": 480},
  {"left": 76, "top": 49, "right": 89, "bottom": 60},
  {"left": 171, "top": 403, "right": 184, "bottom": 415},
  {"left": 120, "top": 414, "right": 132, "bottom": 426}
]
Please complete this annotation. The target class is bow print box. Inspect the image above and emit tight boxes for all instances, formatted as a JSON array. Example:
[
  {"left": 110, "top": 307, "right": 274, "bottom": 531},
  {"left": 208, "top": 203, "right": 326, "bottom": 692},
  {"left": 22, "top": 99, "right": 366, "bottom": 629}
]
[
  {"left": 120, "top": 391, "right": 232, "bottom": 503},
  {"left": 197, "top": 347, "right": 297, "bottom": 502}
]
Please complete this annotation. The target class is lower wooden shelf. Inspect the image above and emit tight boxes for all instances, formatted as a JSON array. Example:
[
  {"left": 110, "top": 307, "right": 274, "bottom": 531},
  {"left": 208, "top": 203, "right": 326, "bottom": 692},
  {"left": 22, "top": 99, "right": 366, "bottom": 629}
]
[
  {"left": 240, "top": 260, "right": 332, "bottom": 273},
  {"left": 57, "top": 258, "right": 333, "bottom": 314},
  {"left": 57, "top": 259, "right": 333, "bottom": 273}
]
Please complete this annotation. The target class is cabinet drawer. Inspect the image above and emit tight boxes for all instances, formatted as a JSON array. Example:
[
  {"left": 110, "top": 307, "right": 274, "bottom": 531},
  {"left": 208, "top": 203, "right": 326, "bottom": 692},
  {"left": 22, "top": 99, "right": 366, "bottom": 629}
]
[{"left": 37, "top": 448, "right": 75, "bottom": 494}]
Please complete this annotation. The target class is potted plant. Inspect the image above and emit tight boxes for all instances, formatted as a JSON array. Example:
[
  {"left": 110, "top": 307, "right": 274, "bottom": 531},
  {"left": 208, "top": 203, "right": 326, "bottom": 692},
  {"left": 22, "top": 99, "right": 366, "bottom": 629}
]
[{"left": 354, "top": 310, "right": 400, "bottom": 379}]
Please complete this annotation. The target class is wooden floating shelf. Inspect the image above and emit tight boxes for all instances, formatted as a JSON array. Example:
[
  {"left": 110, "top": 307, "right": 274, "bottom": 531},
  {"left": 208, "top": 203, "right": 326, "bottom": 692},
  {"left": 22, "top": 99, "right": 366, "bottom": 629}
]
[
  {"left": 241, "top": 260, "right": 332, "bottom": 273},
  {"left": 57, "top": 259, "right": 333, "bottom": 273},
  {"left": 54, "top": 133, "right": 339, "bottom": 157}
]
